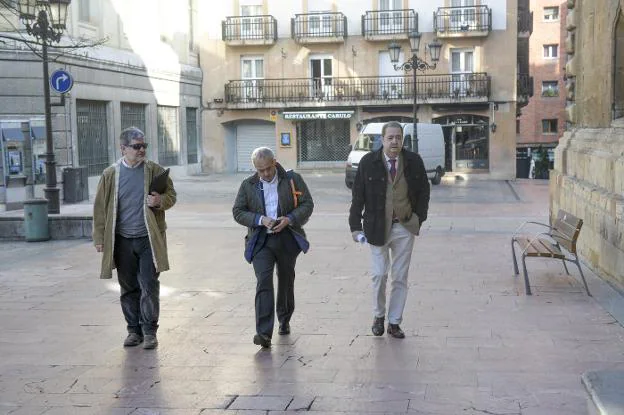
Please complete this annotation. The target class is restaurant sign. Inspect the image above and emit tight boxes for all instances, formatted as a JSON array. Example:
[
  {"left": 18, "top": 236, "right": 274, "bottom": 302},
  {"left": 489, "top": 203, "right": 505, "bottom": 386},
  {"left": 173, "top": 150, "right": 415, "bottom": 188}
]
[{"left": 283, "top": 111, "right": 354, "bottom": 120}]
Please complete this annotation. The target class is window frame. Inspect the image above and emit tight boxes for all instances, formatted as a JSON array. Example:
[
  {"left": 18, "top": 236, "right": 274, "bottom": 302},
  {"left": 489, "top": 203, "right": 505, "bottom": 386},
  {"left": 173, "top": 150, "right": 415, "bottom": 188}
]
[
  {"left": 543, "top": 44, "right": 559, "bottom": 59},
  {"left": 541, "top": 81, "right": 560, "bottom": 97},
  {"left": 541, "top": 119, "right": 558, "bottom": 134},
  {"left": 543, "top": 6, "right": 559, "bottom": 22}
]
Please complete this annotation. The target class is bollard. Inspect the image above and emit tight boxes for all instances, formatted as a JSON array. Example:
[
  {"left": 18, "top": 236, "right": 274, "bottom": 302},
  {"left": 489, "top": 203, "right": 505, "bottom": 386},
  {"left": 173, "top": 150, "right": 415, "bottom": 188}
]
[{"left": 23, "top": 199, "right": 50, "bottom": 242}]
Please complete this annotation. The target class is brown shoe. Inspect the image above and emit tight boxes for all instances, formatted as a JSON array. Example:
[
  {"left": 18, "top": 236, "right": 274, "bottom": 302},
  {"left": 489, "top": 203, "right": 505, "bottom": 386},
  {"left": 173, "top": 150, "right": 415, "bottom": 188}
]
[
  {"left": 371, "top": 317, "right": 385, "bottom": 336},
  {"left": 387, "top": 324, "right": 405, "bottom": 339}
]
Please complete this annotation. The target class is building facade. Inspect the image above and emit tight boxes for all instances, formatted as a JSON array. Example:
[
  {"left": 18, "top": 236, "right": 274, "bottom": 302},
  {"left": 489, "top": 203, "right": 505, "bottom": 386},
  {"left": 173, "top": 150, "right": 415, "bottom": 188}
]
[
  {"left": 516, "top": 0, "right": 566, "bottom": 178},
  {"left": 201, "top": 0, "right": 530, "bottom": 179},
  {"left": 550, "top": 0, "right": 624, "bottom": 289},
  {"left": 0, "top": 0, "right": 202, "bottom": 210}
]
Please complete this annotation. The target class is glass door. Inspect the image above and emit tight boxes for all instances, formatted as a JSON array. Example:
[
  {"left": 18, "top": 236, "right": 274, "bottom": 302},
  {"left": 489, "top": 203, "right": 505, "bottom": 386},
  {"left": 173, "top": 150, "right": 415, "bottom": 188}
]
[
  {"left": 241, "top": 57, "right": 264, "bottom": 102},
  {"left": 379, "top": 0, "right": 403, "bottom": 34},
  {"left": 310, "top": 56, "right": 333, "bottom": 99},
  {"left": 450, "top": 49, "right": 474, "bottom": 97},
  {"left": 241, "top": 5, "right": 263, "bottom": 38}
]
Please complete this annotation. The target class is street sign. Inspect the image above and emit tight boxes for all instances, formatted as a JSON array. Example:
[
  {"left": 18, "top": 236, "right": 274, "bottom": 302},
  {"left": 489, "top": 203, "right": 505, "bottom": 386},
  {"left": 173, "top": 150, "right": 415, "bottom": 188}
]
[{"left": 50, "top": 69, "right": 73, "bottom": 94}]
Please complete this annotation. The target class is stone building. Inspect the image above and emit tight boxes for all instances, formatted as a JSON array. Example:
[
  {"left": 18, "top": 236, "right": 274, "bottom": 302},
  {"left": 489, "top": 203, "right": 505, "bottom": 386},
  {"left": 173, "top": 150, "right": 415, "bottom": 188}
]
[
  {"left": 201, "top": 0, "right": 531, "bottom": 179},
  {"left": 0, "top": 0, "right": 202, "bottom": 211},
  {"left": 550, "top": 0, "right": 624, "bottom": 289}
]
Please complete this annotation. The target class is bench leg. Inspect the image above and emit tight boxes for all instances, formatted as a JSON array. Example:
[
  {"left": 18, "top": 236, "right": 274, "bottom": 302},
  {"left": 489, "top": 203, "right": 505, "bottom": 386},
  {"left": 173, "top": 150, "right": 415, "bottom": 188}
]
[
  {"left": 574, "top": 258, "right": 591, "bottom": 296},
  {"left": 556, "top": 243, "right": 570, "bottom": 275},
  {"left": 511, "top": 238, "right": 519, "bottom": 275},
  {"left": 521, "top": 255, "right": 532, "bottom": 295}
]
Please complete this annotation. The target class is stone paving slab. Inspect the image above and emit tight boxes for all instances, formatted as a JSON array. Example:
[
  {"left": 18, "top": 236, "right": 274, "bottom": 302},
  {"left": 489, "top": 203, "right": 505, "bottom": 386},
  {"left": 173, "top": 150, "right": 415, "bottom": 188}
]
[{"left": 0, "top": 174, "right": 623, "bottom": 414}]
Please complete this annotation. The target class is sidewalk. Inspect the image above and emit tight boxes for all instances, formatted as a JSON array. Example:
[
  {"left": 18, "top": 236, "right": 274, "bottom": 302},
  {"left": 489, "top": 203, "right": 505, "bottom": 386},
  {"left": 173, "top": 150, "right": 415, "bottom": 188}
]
[{"left": 0, "top": 173, "right": 623, "bottom": 414}]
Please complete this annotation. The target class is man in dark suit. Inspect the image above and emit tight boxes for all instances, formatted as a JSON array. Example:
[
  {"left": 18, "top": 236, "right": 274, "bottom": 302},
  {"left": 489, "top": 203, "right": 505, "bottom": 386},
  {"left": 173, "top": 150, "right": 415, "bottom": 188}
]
[
  {"left": 349, "top": 121, "right": 430, "bottom": 339},
  {"left": 233, "top": 147, "right": 314, "bottom": 348}
]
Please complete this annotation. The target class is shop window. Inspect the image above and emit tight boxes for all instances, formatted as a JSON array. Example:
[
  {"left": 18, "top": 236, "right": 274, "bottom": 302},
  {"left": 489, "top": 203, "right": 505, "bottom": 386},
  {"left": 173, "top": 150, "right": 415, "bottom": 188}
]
[
  {"left": 542, "top": 119, "right": 558, "bottom": 134},
  {"left": 544, "top": 6, "right": 559, "bottom": 21},
  {"left": 541, "top": 81, "right": 559, "bottom": 97},
  {"left": 543, "top": 44, "right": 558, "bottom": 59}
]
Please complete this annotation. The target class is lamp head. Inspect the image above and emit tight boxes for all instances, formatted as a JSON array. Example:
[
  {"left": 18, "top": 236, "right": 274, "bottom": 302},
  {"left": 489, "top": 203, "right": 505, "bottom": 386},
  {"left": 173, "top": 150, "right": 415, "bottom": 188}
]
[
  {"left": 47, "top": 0, "right": 71, "bottom": 30},
  {"left": 17, "top": 0, "right": 38, "bottom": 21},
  {"left": 388, "top": 41, "right": 401, "bottom": 64},
  {"left": 428, "top": 38, "right": 443, "bottom": 62},
  {"left": 408, "top": 30, "right": 421, "bottom": 52}
]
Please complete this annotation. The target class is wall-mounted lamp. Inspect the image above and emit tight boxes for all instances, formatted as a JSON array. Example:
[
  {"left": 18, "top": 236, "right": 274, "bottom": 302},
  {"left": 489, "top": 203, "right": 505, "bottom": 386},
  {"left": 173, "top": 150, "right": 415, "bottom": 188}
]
[
  {"left": 352, "top": 45, "right": 357, "bottom": 57},
  {"left": 281, "top": 48, "right": 287, "bottom": 59},
  {"left": 490, "top": 123, "right": 497, "bottom": 133},
  {"left": 493, "top": 102, "right": 499, "bottom": 111}
]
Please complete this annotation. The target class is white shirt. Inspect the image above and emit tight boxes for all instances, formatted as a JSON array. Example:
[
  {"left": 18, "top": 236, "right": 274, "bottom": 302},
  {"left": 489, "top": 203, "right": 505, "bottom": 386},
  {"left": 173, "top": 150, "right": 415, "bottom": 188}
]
[{"left": 257, "top": 173, "right": 279, "bottom": 226}]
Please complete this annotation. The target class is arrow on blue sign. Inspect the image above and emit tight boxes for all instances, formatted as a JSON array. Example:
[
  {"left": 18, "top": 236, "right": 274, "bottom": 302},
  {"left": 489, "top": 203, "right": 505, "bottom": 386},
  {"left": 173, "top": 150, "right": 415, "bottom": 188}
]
[{"left": 50, "top": 69, "right": 73, "bottom": 94}]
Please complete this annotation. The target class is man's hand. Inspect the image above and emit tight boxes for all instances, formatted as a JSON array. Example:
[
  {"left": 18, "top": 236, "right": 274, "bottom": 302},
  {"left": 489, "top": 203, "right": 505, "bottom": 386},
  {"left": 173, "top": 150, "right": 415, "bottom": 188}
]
[
  {"left": 95, "top": 244, "right": 103, "bottom": 252},
  {"left": 147, "top": 191, "right": 161, "bottom": 208},
  {"left": 351, "top": 231, "right": 362, "bottom": 243},
  {"left": 272, "top": 216, "right": 290, "bottom": 233},
  {"left": 261, "top": 216, "right": 275, "bottom": 229}
]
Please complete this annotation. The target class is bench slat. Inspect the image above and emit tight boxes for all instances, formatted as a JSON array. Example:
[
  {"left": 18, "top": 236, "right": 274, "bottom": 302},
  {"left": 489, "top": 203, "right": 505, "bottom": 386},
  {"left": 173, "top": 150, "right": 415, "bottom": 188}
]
[{"left": 514, "top": 236, "right": 565, "bottom": 259}]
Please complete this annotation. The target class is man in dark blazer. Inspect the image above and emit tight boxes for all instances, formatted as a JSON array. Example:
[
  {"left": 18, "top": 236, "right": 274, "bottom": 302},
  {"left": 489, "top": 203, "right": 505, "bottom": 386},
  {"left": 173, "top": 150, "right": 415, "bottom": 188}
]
[
  {"left": 233, "top": 147, "right": 314, "bottom": 348},
  {"left": 349, "top": 121, "right": 430, "bottom": 339}
]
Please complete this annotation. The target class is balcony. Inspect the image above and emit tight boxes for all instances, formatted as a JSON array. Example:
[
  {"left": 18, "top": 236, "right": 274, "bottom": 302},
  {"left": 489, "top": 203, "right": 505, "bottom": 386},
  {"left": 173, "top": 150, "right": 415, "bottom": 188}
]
[
  {"left": 224, "top": 73, "right": 490, "bottom": 109},
  {"left": 361, "top": 9, "right": 417, "bottom": 41},
  {"left": 517, "top": 73, "right": 533, "bottom": 108},
  {"left": 222, "top": 15, "right": 277, "bottom": 46},
  {"left": 434, "top": 5, "right": 491, "bottom": 38},
  {"left": 518, "top": 8, "right": 533, "bottom": 37},
  {"left": 292, "top": 12, "right": 347, "bottom": 44}
]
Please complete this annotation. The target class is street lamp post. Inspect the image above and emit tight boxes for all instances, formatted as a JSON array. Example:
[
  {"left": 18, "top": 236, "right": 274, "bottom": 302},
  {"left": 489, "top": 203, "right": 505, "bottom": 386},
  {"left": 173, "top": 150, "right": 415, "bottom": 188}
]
[
  {"left": 17, "top": 0, "right": 71, "bottom": 214},
  {"left": 388, "top": 32, "right": 442, "bottom": 154}
]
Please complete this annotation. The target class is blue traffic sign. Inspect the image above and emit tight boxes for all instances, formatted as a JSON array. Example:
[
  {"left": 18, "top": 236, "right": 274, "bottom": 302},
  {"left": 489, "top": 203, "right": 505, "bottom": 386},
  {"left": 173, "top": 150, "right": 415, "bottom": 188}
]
[{"left": 50, "top": 69, "right": 73, "bottom": 94}]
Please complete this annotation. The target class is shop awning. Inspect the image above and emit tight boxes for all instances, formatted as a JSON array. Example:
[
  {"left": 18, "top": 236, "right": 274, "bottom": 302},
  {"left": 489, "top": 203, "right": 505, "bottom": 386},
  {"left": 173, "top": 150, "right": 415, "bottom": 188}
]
[{"left": 30, "top": 125, "right": 46, "bottom": 139}]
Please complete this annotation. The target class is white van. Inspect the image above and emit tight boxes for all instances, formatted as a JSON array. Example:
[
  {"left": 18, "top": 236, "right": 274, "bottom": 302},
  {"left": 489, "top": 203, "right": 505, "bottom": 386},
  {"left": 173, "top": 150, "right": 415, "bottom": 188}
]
[{"left": 345, "top": 122, "right": 445, "bottom": 188}]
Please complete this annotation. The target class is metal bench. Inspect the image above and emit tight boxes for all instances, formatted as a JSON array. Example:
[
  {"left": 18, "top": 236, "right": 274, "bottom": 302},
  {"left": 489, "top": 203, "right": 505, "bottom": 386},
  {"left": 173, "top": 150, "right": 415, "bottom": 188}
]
[{"left": 511, "top": 209, "right": 591, "bottom": 296}]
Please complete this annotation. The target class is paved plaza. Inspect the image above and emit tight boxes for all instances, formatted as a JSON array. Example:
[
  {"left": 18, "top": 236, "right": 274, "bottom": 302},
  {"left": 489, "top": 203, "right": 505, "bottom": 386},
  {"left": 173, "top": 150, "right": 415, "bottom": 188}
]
[{"left": 1, "top": 172, "right": 623, "bottom": 414}]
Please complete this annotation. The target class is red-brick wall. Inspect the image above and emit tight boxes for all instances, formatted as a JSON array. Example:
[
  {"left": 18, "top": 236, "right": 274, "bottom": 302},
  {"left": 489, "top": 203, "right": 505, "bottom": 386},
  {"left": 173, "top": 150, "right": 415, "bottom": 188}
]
[{"left": 517, "top": 0, "right": 567, "bottom": 147}]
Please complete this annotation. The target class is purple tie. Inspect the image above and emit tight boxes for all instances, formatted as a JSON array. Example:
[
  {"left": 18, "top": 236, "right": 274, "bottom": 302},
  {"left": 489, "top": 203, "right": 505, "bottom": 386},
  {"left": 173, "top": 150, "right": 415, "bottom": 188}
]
[{"left": 389, "top": 159, "right": 397, "bottom": 181}]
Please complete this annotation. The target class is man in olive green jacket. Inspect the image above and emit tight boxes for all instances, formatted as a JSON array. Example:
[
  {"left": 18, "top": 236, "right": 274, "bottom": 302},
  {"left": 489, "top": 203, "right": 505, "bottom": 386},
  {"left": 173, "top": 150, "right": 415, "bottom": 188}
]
[
  {"left": 93, "top": 127, "right": 176, "bottom": 349},
  {"left": 233, "top": 147, "right": 313, "bottom": 348}
]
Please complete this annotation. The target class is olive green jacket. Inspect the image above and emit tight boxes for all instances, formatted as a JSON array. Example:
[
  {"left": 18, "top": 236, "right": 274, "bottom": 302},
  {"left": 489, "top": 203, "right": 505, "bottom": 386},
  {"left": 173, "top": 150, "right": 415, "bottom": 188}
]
[{"left": 92, "top": 159, "right": 176, "bottom": 279}]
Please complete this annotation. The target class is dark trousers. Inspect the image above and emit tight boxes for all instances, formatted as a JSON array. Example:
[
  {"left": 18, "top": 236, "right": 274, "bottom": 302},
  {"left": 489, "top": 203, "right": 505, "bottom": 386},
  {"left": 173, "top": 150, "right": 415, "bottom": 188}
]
[
  {"left": 252, "top": 232, "right": 299, "bottom": 337},
  {"left": 114, "top": 235, "right": 160, "bottom": 336}
]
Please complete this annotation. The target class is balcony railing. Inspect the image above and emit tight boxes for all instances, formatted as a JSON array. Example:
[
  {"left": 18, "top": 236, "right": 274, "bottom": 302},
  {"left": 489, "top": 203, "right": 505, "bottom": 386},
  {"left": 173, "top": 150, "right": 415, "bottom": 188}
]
[
  {"left": 362, "top": 9, "right": 417, "bottom": 39},
  {"left": 292, "top": 12, "right": 347, "bottom": 43},
  {"left": 434, "top": 5, "right": 491, "bottom": 36},
  {"left": 518, "top": 9, "right": 533, "bottom": 36},
  {"left": 224, "top": 73, "right": 490, "bottom": 106},
  {"left": 517, "top": 73, "right": 533, "bottom": 107},
  {"left": 222, "top": 15, "right": 277, "bottom": 44}
]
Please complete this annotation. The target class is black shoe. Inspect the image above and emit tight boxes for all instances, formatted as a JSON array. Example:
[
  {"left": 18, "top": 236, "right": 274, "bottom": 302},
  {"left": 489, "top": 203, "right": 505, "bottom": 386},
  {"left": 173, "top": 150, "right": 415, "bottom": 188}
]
[
  {"left": 253, "top": 334, "right": 271, "bottom": 348},
  {"left": 278, "top": 323, "right": 290, "bottom": 335},
  {"left": 387, "top": 324, "right": 405, "bottom": 339},
  {"left": 371, "top": 317, "right": 385, "bottom": 336}
]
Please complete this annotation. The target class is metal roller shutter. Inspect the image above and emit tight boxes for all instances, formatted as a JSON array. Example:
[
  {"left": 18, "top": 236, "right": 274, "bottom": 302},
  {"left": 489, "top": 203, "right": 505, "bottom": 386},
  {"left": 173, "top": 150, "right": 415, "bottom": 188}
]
[{"left": 236, "top": 123, "right": 275, "bottom": 171}]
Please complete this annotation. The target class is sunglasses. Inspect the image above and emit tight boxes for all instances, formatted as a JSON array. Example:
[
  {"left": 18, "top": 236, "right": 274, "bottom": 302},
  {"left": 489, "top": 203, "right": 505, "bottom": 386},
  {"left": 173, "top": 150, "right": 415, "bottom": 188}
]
[{"left": 126, "top": 143, "right": 148, "bottom": 150}]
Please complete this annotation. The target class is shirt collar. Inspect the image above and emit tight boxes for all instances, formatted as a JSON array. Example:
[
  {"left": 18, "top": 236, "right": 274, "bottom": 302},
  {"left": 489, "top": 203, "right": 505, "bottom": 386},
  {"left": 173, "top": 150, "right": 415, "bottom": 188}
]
[
  {"left": 260, "top": 172, "right": 278, "bottom": 185},
  {"left": 121, "top": 158, "right": 144, "bottom": 169},
  {"left": 383, "top": 152, "right": 398, "bottom": 163}
]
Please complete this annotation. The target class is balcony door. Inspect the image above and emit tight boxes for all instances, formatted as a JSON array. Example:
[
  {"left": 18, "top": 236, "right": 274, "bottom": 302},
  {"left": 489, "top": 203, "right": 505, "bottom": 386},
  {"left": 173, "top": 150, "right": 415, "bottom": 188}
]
[
  {"left": 241, "top": 4, "right": 263, "bottom": 38},
  {"left": 309, "top": 11, "right": 332, "bottom": 37},
  {"left": 241, "top": 56, "right": 264, "bottom": 102},
  {"left": 450, "top": 49, "right": 474, "bottom": 97},
  {"left": 379, "top": 51, "right": 404, "bottom": 99},
  {"left": 310, "top": 55, "right": 333, "bottom": 99},
  {"left": 379, "top": 0, "right": 403, "bottom": 34},
  {"left": 451, "top": 0, "right": 476, "bottom": 30}
]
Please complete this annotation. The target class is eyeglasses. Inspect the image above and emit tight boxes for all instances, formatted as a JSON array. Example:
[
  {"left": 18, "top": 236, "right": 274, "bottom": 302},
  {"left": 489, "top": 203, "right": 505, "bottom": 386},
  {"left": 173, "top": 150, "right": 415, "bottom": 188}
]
[{"left": 126, "top": 143, "right": 148, "bottom": 150}]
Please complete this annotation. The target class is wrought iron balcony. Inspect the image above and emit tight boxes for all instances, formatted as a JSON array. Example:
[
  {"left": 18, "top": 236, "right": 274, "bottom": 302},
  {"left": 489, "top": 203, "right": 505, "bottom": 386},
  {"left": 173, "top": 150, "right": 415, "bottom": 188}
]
[
  {"left": 361, "top": 9, "right": 417, "bottom": 40},
  {"left": 222, "top": 15, "right": 277, "bottom": 45},
  {"left": 434, "top": 5, "right": 491, "bottom": 37},
  {"left": 517, "top": 73, "right": 533, "bottom": 108},
  {"left": 224, "top": 73, "right": 490, "bottom": 108},
  {"left": 518, "top": 8, "right": 533, "bottom": 36},
  {"left": 292, "top": 12, "right": 347, "bottom": 43}
]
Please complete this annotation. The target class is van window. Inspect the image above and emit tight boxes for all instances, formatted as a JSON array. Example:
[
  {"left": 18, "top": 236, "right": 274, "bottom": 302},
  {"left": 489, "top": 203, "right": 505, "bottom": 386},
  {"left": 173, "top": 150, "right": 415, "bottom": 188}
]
[{"left": 354, "top": 133, "right": 382, "bottom": 151}]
